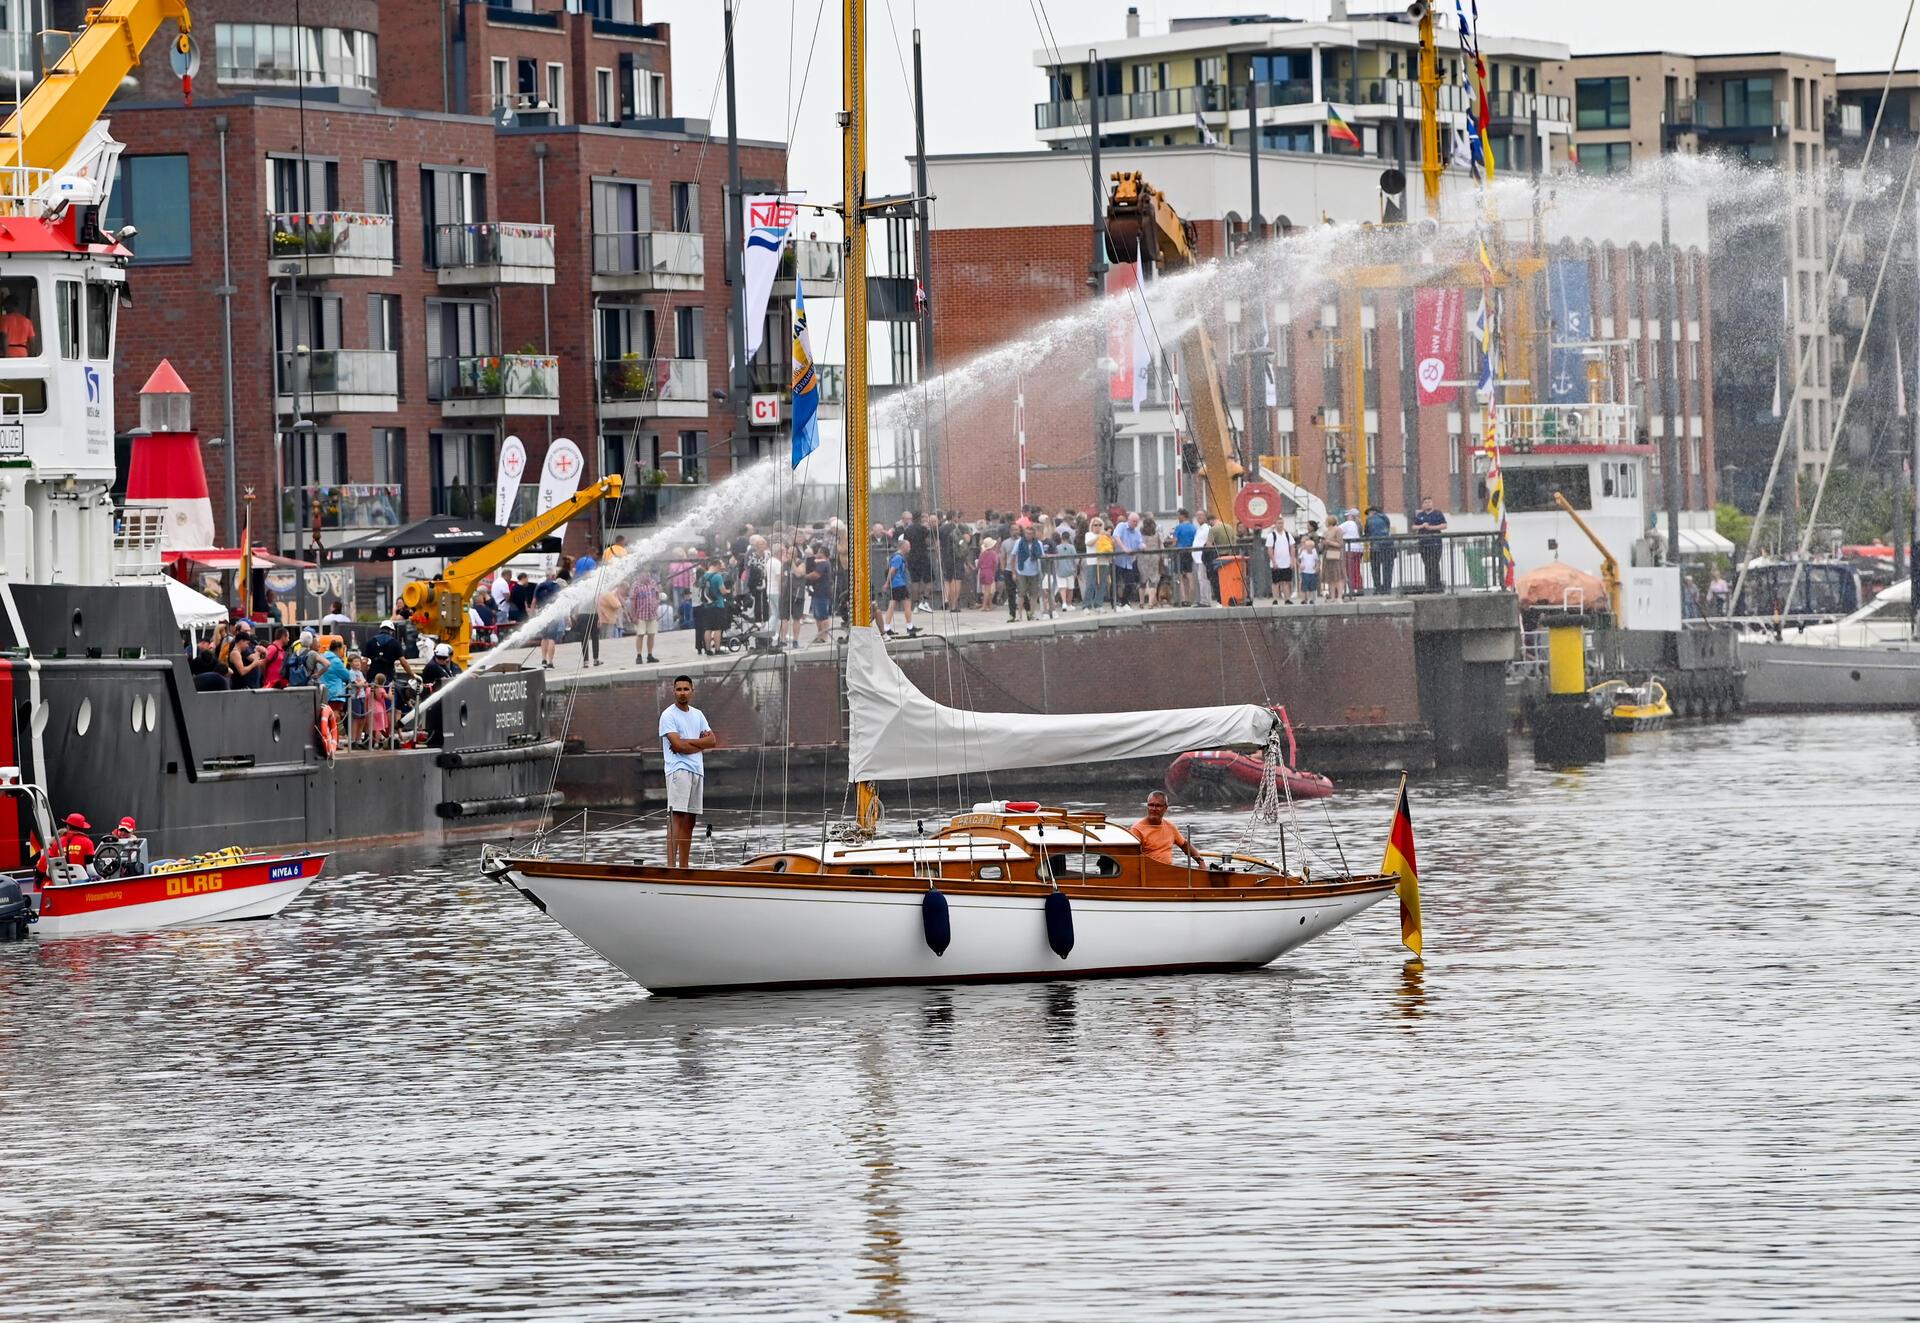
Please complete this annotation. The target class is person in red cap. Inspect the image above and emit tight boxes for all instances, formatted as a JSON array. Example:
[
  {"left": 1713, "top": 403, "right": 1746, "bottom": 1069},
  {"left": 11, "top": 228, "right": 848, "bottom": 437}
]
[
  {"left": 109, "top": 816, "right": 150, "bottom": 875},
  {"left": 39, "top": 812, "right": 95, "bottom": 880}
]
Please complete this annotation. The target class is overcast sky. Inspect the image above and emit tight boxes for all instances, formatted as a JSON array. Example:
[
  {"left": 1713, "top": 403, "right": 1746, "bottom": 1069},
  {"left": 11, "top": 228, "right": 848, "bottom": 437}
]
[{"left": 646, "top": 0, "right": 1920, "bottom": 205}]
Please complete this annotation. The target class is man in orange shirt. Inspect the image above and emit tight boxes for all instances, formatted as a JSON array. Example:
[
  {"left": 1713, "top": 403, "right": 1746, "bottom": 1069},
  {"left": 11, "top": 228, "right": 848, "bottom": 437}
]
[
  {"left": 1, "top": 295, "right": 34, "bottom": 357},
  {"left": 1130, "top": 791, "right": 1203, "bottom": 866}
]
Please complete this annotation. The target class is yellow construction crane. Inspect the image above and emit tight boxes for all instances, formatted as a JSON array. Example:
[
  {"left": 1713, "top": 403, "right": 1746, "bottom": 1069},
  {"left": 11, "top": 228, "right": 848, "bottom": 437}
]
[
  {"left": 0, "top": 1, "right": 196, "bottom": 203},
  {"left": 1105, "top": 170, "right": 1245, "bottom": 530},
  {"left": 401, "top": 475, "right": 623, "bottom": 667},
  {"left": 1552, "top": 490, "right": 1623, "bottom": 619}
]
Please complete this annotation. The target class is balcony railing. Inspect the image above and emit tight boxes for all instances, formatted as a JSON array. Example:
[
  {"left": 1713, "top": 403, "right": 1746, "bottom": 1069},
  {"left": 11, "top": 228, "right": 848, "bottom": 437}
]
[
  {"left": 281, "top": 484, "right": 404, "bottom": 534},
  {"left": 427, "top": 353, "right": 555, "bottom": 400},
  {"left": 274, "top": 349, "right": 398, "bottom": 398},
  {"left": 1495, "top": 402, "right": 1638, "bottom": 451},
  {"left": 779, "top": 239, "right": 842, "bottom": 284},
  {"left": 598, "top": 355, "right": 709, "bottom": 404},
  {"left": 267, "top": 211, "right": 395, "bottom": 263},
  {"left": 603, "top": 482, "right": 712, "bottom": 529},
  {"left": 1033, "top": 77, "right": 1528, "bottom": 131},
  {"left": 593, "top": 230, "right": 704, "bottom": 278},
  {"left": 816, "top": 363, "right": 845, "bottom": 406},
  {"left": 1697, "top": 98, "right": 1790, "bottom": 132},
  {"left": 432, "top": 221, "right": 557, "bottom": 274}
]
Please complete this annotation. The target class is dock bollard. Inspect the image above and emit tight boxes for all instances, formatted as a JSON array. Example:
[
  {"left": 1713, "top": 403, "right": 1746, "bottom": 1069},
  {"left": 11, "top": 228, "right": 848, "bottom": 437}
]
[{"left": 1532, "top": 616, "right": 1607, "bottom": 767}]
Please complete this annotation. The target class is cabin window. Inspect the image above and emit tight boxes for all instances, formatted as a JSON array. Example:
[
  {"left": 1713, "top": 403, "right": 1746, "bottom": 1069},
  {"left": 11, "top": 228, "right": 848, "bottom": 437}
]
[
  {"left": 0, "top": 277, "right": 39, "bottom": 358},
  {"left": 85, "top": 284, "right": 115, "bottom": 362},
  {"left": 55, "top": 281, "right": 79, "bottom": 360},
  {"left": 976, "top": 865, "right": 1004, "bottom": 880},
  {"left": 0, "top": 378, "right": 49, "bottom": 414},
  {"left": 1048, "top": 851, "right": 1124, "bottom": 880}
]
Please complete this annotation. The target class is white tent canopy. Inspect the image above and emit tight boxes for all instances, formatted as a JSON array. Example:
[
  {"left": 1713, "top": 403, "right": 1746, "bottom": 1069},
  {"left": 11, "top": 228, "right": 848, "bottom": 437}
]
[
  {"left": 846, "top": 626, "right": 1274, "bottom": 783},
  {"left": 119, "top": 575, "right": 227, "bottom": 629}
]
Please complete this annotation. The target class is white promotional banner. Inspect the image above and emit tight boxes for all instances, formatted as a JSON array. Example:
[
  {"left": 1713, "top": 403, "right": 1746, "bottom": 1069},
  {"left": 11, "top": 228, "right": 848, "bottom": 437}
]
[
  {"left": 742, "top": 194, "right": 800, "bottom": 359},
  {"left": 494, "top": 434, "right": 528, "bottom": 527},
  {"left": 536, "top": 437, "right": 587, "bottom": 557}
]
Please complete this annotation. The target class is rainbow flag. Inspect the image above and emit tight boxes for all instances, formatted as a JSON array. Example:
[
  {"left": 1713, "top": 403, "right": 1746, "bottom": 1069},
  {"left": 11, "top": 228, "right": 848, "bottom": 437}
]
[
  {"left": 1326, "top": 105, "right": 1360, "bottom": 148},
  {"left": 1380, "top": 774, "right": 1423, "bottom": 956}
]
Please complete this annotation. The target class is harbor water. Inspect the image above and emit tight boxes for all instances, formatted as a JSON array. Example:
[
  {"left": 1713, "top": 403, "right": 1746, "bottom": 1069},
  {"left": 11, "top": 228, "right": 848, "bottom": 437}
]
[{"left": 3, "top": 714, "right": 1916, "bottom": 1320}]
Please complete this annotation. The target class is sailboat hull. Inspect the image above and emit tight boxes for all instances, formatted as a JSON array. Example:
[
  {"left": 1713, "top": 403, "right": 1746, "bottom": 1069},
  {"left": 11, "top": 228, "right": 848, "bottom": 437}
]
[
  {"left": 497, "top": 864, "right": 1397, "bottom": 994},
  {"left": 1740, "top": 639, "right": 1920, "bottom": 710}
]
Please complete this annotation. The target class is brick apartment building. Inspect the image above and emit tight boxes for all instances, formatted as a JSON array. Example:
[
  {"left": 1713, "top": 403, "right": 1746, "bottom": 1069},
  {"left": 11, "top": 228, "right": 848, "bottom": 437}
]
[
  {"left": 72, "top": 0, "right": 797, "bottom": 565},
  {"left": 924, "top": 147, "right": 1717, "bottom": 523}
]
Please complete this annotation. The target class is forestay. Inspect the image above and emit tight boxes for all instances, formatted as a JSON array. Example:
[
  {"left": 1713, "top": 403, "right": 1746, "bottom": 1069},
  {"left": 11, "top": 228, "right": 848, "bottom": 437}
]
[{"left": 846, "top": 626, "right": 1275, "bottom": 784}]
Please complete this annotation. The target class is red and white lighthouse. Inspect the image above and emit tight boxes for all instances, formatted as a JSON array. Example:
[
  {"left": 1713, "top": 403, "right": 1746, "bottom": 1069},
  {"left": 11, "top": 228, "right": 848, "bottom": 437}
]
[{"left": 125, "top": 360, "right": 215, "bottom": 550}]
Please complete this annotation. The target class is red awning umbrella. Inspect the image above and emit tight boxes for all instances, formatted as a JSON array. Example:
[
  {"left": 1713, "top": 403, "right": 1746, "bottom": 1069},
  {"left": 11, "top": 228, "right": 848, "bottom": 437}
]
[
  {"left": 162, "top": 547, "right": 316, "bottom": 571},
  {"left": 1516, "top": 562, "right": 1608, "bottom": 612}
]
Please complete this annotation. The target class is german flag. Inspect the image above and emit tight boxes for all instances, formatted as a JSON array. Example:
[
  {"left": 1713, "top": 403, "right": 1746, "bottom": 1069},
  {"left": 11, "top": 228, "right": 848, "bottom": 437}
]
[
  {"left": 1381, "top": 773, "right": 1423, "bottom": 955},
  {"left": 1327, "top": 105, "right": 1361, "bottom": 149}
]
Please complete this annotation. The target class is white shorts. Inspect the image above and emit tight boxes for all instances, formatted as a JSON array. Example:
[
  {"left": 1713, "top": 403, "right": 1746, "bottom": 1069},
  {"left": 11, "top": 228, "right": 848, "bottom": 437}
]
[{"left": 666, "top": 769, "right": 704, "bottom": 815}]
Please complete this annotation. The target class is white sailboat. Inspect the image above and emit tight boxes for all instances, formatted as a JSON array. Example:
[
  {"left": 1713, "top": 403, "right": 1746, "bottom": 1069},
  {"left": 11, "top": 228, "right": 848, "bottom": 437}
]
[
  {"left": 481, "top": 0, "right": 1417, "bottom": 995},
  {"left": 1740, "top": 579, "right": 1919, "bottom": 710}
]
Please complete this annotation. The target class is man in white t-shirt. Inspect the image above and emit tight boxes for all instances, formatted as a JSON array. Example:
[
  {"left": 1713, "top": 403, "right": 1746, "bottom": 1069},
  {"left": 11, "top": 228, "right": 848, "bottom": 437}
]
[
  {"left": 659, "top": 675, "right": 716, "bottom": 868},
  {"left": 1191, "top": 516, "right": 1214, "bottom": 605},
  {"left": 1263, "top": 522, "right": 1296, "bottom": 603}
]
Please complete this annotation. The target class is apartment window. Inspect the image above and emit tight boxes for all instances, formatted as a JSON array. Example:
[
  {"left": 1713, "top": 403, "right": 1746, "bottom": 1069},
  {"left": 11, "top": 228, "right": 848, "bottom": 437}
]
[
  {"left": 618, "top": 53, "right": 662, "bottom": 119},
  {"left": 1577, "top": 142, "right": 1632, "bottom": 176},
  {"left": 591, "top": 179, "right": 650, "bottom": 271},
  {"left": 1194, "top": 55, "right": 1222, "bottom": 89},
  {"left": 104, "top": 155, "right": 191, "bottom": 262},
  {"left": 430, "top": 431, "right": 495, "bottom": 517},
  {"left": 368, "top": 293, "right": 400, "bottom": 392},
  {"left": 425, "top": 299, "right": 495, "bottom": 398},
  {"left": 267, "top": 156, "right": 338, "bottom": 215},
  {"left": 596, "top": 67, "right": 614, "bottom": 123},
  {"left": 1575, "top": 77, "right": 1629, "bottom": 130},
  {"left": 676, "top": 430, "right": 707, "bottom": 482},
  {"left": 372, "top": 428, "right": 406, "bottom": 488},
  {"left": 284, "top": 429, "right": 347, "bottom": 491},
  {"left": 1721, "top": 77, "right": 1773, "bottom": 129},
  {"left": 214, "top": 23, "right": 377, "bottom": 90},
  {"left": 422, "top": 167, "right": 487, "bottom": 266},
  {"left": 363, "top": 158, "right": 396, "bottom": 219},
  {"left": 516, "top": 58, "right": 538, "bottom": 105},
  {"left": 491, "top": 57, "right": 509, "bottom": 109},
  {"left": 669, "top": 182, "right": 699, "bottom": 233},
  {"left": 1793, "top": 77, "right": 1806, "bottom": 131},
  {"left": 674, "top": 306, "right": 703, "bottom": 359},
  {"left": 547, "top": 62, "right": 566, "bottom": 123},
  {"left": 275, "top": 292, "right": 343, "bottom": 353}
]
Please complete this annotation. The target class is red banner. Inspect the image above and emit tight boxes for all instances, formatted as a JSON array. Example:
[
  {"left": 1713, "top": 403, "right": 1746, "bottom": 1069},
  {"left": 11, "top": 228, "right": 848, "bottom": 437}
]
[
  {"left": 1107, "top": 261, "right": 1138, "bottom": 402},
  {"left": 1414, "top": 287, "right": 1464, "bottom": 406}
]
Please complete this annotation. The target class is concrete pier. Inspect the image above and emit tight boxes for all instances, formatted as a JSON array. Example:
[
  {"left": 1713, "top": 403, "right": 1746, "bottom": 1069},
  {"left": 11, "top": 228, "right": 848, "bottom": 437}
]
[{"left": 535, "top": 593, "right": 1519, "bottom": 810}]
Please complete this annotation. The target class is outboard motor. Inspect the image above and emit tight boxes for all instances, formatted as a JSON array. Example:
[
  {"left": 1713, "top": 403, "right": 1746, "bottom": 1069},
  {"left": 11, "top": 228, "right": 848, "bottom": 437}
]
[{"left": 0, "top": 876, "right": 30, "bottom": 942}]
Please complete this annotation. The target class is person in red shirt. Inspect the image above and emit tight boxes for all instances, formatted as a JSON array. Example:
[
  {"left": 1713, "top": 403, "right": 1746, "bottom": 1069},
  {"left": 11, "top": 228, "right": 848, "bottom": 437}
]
[
  {"left": 1, "top": 294, "right": 35, "bottom": 358},
  {"left": 39, "top": 812, "right": 96, "bottom": 879},
  {"left": 1130, "top": 792, "right": 1203, "bottom": 867}
]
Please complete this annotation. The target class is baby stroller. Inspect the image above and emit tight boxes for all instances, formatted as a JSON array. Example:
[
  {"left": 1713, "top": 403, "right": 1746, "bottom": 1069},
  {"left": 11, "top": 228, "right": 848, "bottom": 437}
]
[{"left": 714, "top": 594, "right": 767, "bottom": 653}]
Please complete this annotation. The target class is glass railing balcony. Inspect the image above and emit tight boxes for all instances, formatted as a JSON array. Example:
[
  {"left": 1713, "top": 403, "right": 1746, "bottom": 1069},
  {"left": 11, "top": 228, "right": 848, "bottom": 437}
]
[
  {"left": 274, "top": 349, "right": 398, "bottom": 400},
  {"left": 432, "top": 221, "right": 557, "bottom": 276},
  {"left": 267, "top": 211, "right": 395, "bottom": 264},
  {"left": 779, "top": 239, "right": 842, "bottom": 284},
  {"left": 597, "top": 355, "right": 709, "bottom": 405},
  {"left": 281, "top": 484, "right": 404, "bottom": 534},
  {"left": 429, "top": 353, "right": 560, "bottom": 404},
  {"left": 592, "top": 230, "right": 705, "bottom": 279},
  {"left": 816, "top": 363, "right": 845, "bottom": 406}
]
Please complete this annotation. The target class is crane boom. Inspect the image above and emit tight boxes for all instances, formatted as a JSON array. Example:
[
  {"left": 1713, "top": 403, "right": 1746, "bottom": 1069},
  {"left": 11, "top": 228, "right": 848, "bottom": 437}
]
[
  {"left": 1104, "top": 171, "right": 1244, "bottom": 529},
  {"left": 0, "top": 1, "right": 194, "bottom": 198},
  {"left": 1552, "top": 491, "right": 1623, "bottom": 619},
  {"left": 401, "top": 475, "right": 623, "bottom": 666}
]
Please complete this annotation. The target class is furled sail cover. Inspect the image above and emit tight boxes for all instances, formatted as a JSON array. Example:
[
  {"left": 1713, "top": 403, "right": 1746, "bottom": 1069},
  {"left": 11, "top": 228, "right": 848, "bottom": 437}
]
[{"left": 846, "top": 626, "right": 1275, "bottom": 783}]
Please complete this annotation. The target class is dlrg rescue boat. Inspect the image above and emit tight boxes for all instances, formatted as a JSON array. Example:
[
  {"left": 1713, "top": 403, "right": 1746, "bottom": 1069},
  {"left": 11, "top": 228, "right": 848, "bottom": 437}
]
[{"left": 0, "top": 770, "right": 325, "bottom": 938}]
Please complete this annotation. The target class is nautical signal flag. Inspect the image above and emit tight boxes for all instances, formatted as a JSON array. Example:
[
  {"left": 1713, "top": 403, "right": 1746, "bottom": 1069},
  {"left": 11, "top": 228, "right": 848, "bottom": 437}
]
[
  {"left": 790, "top": 282, "right": 821, "bottom": 468},
  {"left": 1326, "top": 105, "right": 1360, "bottom": 149},
  {"left": 1381, "top": 774, "right": 1424, "bottom": 956}
]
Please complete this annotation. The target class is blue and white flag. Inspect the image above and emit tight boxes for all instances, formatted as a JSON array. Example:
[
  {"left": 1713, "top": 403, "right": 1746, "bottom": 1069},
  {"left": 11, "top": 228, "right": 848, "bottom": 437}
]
[
  {"left": 743, "top": 194, "right": 799, "bottom": 359},
  {"left": 790, "top": 282, "right": 821, "bottom": 467},
  {"left": 1547, "top": 258, "right": 1592, "bottom": 404}
]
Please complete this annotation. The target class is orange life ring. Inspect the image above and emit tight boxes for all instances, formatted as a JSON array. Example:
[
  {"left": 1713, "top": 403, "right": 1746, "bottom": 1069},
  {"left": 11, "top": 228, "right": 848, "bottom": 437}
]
[{"left": 316, "top": 704, "right": 339, "bottom": 758}]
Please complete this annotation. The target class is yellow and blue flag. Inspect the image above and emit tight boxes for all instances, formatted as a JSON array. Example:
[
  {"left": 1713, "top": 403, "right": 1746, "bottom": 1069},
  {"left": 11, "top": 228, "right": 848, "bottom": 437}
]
[{"left": 790, "top": 282, "right": 820, "bottom": 467}]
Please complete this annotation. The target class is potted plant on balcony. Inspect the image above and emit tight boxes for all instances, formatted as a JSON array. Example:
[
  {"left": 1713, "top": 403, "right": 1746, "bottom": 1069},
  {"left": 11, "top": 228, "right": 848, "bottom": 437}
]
[
  {"left": 479, "top": 356, "right": 504, "bottom": 396},
  {"left": 515, "top": 343, "right": 552, "bottom": 396},
  {"left": 640, "top": 467, "right": 667, "bottom": 490},
  {"left": 272, "top": 227, "right": 305, "bottom": 255},
  {"left": 617, "top": 353, "right": 653, "bottom": 397}
]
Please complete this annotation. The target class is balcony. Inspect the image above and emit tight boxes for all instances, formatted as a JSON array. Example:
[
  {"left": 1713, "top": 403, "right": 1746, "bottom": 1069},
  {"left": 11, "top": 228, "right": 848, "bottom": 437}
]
[
  {"left": 592, "top": 230, "right": 704, "bottom": 292},
  {"left": 274, "top": 349, "right": 399, "bottom": 414},
  {"left": 281, "top": 484, "right": 404, "bottom": 539},
  {"left": 483, "top": 2, "right": 561, "bottom": 28},
  {"left": 772, "top": 239, "right": 842, "bottom": 289},
  {"left": 432, "top": 354, "right": 562, "bottom": 419},
  {"left": 267, "top": 211, "right": 395, "bottom": 279},
  {"left": 1494, "top": 402, "right": 1639, "bottom": 452},
  {"left": 597, "top": 355, "right": 709, "bottom": 419},
  {"left": 433, "top": 222, "right": 556, "bottom": 286},
  {"left": 1696, "top": 98, "right": 1790, "bottom": 136}
]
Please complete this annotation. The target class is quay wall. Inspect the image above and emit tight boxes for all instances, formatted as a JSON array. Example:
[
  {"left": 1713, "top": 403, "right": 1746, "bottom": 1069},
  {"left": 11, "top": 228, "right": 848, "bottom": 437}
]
[{"left": 548, "top": 598, "right": 1519, "bottom": 808}]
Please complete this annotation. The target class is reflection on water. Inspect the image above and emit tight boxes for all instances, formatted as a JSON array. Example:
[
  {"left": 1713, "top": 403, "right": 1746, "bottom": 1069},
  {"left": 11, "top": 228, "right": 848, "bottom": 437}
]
[{"left": 2, "top": 715, "right": 1918, "bottom": 1320}]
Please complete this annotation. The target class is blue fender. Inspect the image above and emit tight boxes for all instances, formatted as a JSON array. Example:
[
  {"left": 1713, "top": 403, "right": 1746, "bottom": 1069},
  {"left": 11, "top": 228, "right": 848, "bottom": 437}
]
[
  {"left": 922, "top": 887, "right": 951, "bottom": 956},
  {"left": 1044, "top": 890, "right": 1074, "bottom": 959}
]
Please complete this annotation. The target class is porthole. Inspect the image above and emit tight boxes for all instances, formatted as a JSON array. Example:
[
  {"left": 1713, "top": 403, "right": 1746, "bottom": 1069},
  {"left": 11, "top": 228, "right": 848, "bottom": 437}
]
[
  {"left": 70, "top": 609, "right": 83, "bottom": 639},
  {"left": 271, "top": 716, "right": 282, "bottom": 743},
  {"left": 75, "top": 698, "right": 92, "bottom": 736},
  {"left": 458, "top": 702, "right": 469, "bottom": 729},
  {"left": 144, "top": 695, "right": 158, "bottom": 730},
  {"left": 130, "top": 697, "right": 143, "bottom": 733}
]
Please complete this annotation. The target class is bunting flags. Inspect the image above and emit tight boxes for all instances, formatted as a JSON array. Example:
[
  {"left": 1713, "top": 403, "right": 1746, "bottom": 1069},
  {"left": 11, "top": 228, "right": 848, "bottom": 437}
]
[
  {"left": 1326, "top": 105, "right": 1360, "bottom": 149},
  {"left": 790, "top": 282, "right": 821, "bottom": 467}
]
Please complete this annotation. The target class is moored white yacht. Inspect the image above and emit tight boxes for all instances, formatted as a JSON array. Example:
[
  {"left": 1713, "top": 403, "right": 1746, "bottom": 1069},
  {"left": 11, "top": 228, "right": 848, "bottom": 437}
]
[{"left": 1740, "top": 580, "right": 1919, "bottom": 710}]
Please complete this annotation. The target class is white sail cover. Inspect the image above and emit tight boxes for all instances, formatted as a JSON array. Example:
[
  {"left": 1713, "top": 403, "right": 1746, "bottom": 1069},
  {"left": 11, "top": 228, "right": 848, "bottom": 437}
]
[{"left": 846, "top": 626, "right": 1274, "bottom": 783}]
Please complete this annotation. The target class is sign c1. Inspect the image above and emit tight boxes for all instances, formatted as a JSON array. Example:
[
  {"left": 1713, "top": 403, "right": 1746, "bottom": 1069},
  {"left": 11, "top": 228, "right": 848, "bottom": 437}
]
[{"left": 750, "top": 394, "right": 782, "bottom": 426}]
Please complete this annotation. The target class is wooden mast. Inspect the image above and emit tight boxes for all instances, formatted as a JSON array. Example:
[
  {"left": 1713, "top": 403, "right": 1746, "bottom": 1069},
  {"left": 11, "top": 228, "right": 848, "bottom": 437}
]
[{"left": 844, "top": 0, "right": 881, "bottom": 829}]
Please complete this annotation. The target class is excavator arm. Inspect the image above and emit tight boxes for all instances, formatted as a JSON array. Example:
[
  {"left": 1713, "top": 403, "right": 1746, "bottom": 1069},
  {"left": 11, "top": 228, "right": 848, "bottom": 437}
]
[
  {"left": 1552, "top": 491, "right": 1623, "bottom": 619},
  {"left": 1105, "top": 171, "right": 1243, "bottom": 529},
  {"left": 0, "top": 1, "right": 195, "bottom": 198},
  {"left": 401, "top": 474, "right": 623, "bottom": 666}
]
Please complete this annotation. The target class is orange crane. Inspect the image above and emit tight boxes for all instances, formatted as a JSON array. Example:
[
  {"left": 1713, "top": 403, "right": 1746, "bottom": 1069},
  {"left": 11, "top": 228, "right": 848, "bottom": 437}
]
[{"left": 1104, "top": 171, "right": 1244, "bottom": 529}]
